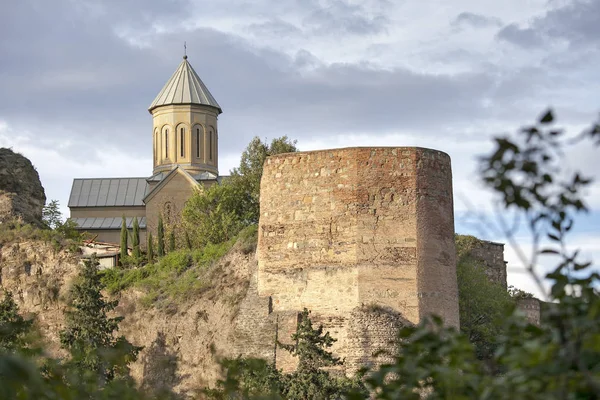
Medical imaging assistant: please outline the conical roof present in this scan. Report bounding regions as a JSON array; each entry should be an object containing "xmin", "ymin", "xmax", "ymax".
[{"xmin": 148, "ymin": 56, "xmax": 222, "ymax": 113}]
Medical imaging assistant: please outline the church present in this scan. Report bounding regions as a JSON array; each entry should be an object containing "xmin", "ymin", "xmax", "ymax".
[{"xmin": 68, "ymin": 55, "xmax": 223, "ymax": 244}]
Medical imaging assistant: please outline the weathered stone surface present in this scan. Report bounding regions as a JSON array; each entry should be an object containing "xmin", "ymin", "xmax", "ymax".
[
  {"xmin": 516, "ymin": 297, "xmax": 541, "ymax": 326},
  {"xmin": 0, "ymin": 148, "xmax": 46, "ymax": 225},
  {"xmin": 466, "ymin": 239, "xmax": 507, "ymax": 288},
  {"xmin": 257, "ymin": 147, "xmax": 459, "ymax": 373}
]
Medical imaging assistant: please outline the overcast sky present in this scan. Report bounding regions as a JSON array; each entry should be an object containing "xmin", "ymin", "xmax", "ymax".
[{"xmin": 1, "ymin": 0, "xmax": 599, "ymax": 298}]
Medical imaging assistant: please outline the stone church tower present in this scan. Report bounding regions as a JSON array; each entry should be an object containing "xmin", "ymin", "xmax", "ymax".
[
  {"xmin": 148, "ymin": 55, "xmax": 222, "ymax": 177},
  {"xmin": 68, "ymin": 55, "xmax": 223, "ymax": 246}
]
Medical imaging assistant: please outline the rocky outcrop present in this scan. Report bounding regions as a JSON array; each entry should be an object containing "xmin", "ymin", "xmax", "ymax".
[{"xmin": 0, "ymin": 148, "xmax": 46, "ymax": 226}]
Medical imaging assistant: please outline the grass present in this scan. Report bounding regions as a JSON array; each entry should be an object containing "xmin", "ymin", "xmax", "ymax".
[
  {"xmin": 100, "ymin": 225, "xmax": 258, "ymax": 310},
  {"xmin": 0, "ymin": 219, "xmax": 82, "ymax": 253}
]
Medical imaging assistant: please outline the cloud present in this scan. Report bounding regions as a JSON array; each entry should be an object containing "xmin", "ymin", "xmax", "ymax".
[
  {"xmin": 452, "ymin": 12, "xmax": 502, "ymax": 29},
  {"xmin": 301, "ymin": 0, "xmax": 390, "ymax": 35},
  {"xmin": 496, "ymin": 23, "xmax": 545, "ymax": 48},
  {"xmin": 496, "ymin": 0, "xmax": 600, "ymax": 49}
]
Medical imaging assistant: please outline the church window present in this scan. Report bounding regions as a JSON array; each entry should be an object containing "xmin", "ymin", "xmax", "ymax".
[
  {"xmin": 180, "ymin": 127, "xmax": 185, "ymax": 157},
  {"xmin": 209, "ymin": 130, "xmax": 213, "ymax": 160},
  {"xmin": 196, "ymin": 128, "xmax": 201, "ymax": 158},
  {"xmin": 164, "ymin": 129, "xmax": 169, "ymax": 158}
]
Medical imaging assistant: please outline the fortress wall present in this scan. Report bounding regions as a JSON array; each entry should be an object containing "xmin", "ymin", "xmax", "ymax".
[
  {"xmin": 468, "ymin": 241, "xmax": 507, "ymax": 288},
  {"xmin": 354, "ymin": 148, "xmax": 420, "ymax": 323},
  {"xmin": 257, "ymin": 147, "xmax": 459, "ymax": 372},
  {"xmin": 516, "ymin": 298, "xmax": 541, "ymax": 326},
  {"xmin": 415, "ymin": 149, "xmax": 460, "ymax": 327},
  {"xmin": 257, "ymin": 149, "xmax": 360, "ymax": 314}
]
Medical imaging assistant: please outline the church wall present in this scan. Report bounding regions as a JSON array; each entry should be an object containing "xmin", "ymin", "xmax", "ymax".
[
  {"xmin": 145, "ymin": 171, "xmax": 200, "ymax": 242},
  {"xmin": 256, "ymin": 147, "xmax": 459, "ymax": 373}
]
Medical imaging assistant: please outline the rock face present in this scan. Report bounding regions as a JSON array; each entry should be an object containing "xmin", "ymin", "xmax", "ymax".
[
  {"xmin": 0, "ymin": 148, "xmax": 46, "ymax": 225},
  {"xmin": 0, "ymin": 236, "xmax": 256, "ymax": 396}
]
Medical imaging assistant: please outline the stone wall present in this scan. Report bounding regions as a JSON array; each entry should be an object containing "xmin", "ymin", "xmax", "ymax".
[
  {"xmin": 516, "ymin": 298, "xmax": 541, "ymax": 326},
  {"xmin": 256, "ymin": 147, "xmax": 459, "ymax": 373},
  {"xmin": 468, "ymin": 240, "xmax": 507, "ymax": 288},
  {"xmin": 145, "ymin": 169, "xmax": 198, "ymax": 240}
]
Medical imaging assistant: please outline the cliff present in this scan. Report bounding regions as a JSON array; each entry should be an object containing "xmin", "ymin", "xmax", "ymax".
[
  {"xmin": 0, "ymin": 233, "xmax": 257, "ymax": 396},
  {"xmin": 0, "ymin": 148, "xmax": 46, "ymax": 226}
]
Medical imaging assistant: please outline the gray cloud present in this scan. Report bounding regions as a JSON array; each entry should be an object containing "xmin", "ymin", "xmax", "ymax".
[
  {"xmin": 496, "ymin": 0, "xmax": 600, "ymax": 49},
  {"xmin": 246, "ymin": 19, "xmax": 303, "ymax": 39},
  {"xmin": 301, "ymin": 0, "xmax": 390, "ymax": 35},
  {"xmin": 1, "ymin": 0, "xmax": 598, "ymax": 175},
  {"xmin": 452, "ymin": 12, "xmax": 502, "ymax": 29},
  {"xmin": 496, "ymin": 23, "xmax": 545, "ymax": 48}
]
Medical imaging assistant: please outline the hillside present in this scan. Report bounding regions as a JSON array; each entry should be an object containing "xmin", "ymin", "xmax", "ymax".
[{"xmin": 0, "ymin": 228, "xmax": 263, "ymax": 396}]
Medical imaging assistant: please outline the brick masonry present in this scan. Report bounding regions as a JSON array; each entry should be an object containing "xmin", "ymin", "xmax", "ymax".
[{"xmin": 255, "ymin": 147, "xmax": 460, "ymax": 373}]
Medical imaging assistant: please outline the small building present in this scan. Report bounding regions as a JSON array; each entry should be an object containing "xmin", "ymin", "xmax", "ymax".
[{"xmin": 68, "ymin": 55, "xmax": 223, "ymax": 244}]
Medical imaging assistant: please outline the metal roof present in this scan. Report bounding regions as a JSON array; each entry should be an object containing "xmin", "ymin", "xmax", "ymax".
[
  {"xmin": 70, "ymin": 216, "xmax": 147, "ymax": 230},
  {"xmin": 68, "ymin": 178, "xmax": 149, "ymax": 207},
  {"xmin": 148, "ymin": 56, "xmax": 222, "ymax": 113}
]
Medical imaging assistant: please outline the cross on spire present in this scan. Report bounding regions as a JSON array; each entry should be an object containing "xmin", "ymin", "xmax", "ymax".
[{"xmin": 183, "ymin": 42, "xmax": 187, "ymax": 59}]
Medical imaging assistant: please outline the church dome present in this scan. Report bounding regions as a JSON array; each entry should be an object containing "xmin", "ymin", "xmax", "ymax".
[{"xmin": 148, "ymin": 56, "xmax": 222, "ymax": 114}]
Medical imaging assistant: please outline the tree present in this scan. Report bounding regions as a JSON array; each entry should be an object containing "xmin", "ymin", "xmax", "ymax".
[
  {"xmin": 183, "ymin": 136, "xmax": 297, "ymax": 247},
  {"xmin": 455, "ymin": 235, "xmax": 514, "ymax": 361},
  {"xmin": 59, "ymin": 255, "xmax": 141, "ymax": 385},
  {"xmin": 0, "ymin": 290, "xmax": 32, "ymax": 353},
  {"xmin": 208, "ymin": 308, "xmax": 365, "ymax": 399},
  {"xmin": 132, "ymin": 217, "xmax": 140, "ymax": 260},
  {"xmin": 230, "ymin": 136, "xmax": 298, "ymax": 225},
  {"xmin": 147, "ymin": 232, "xmax": 154, "ymax": 263},
  {"xmin": 157, "ymin": 215, "xmax": 165, "ymax": 257},
  {"xmin": 169, "ymin": 230, "xmax": 176, "ymax": 252},
  {"xmin": 42, "ymin": 200, "xmax": 62, "ymax": 229},
  {"xmin": 278, "ymin": 309, "xmax": 366, "ymax": 400},
  {"xmin": 120, "ymin": 216, "xmax": 128, "ymax": 264}
]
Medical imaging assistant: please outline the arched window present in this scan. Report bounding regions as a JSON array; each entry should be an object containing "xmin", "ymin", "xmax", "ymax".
[
  {"xmin": 180, "ymin": 127, "xmax": 185, "ymax": 157},
  {"xmin": 195, "ymin": 126, "xmax": 202, "ymax": 158},
  {"xmin": 209, "ymin": 129, "xmax": 213, "ymax": 160},
  {"xmin": 164, "ymin": 129, "xmax": 169, "ymax": 158},
  {"xmin": 154, "ymin": 128, "xmax": 159, "ymax": 163}
]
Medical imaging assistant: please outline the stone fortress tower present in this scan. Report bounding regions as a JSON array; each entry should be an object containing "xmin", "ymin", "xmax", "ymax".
[{"xmin": 235, "ymin": 147, "xmax": 461, "ymax": 374}]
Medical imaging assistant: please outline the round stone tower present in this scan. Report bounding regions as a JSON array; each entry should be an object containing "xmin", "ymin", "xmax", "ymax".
[{"xmin": 148, "ymin": 55, "xmax": 222, "ymax": 176}]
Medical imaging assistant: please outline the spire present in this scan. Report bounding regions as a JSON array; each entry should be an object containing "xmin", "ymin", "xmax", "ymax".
[{"xmin": 148, "ymin": 56, "xmax": 222, "ymax": 114}]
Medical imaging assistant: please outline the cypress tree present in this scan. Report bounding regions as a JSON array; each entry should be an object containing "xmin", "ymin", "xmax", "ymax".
[
  {"xmin": 132, "ymin": 217, "xmax": 140, "ymax": 259},
  {"xmin": 157, "ymin": 215, "xmax": 165, "ymax": 257},
  {"xmin": 120, "ymin": 216, "xmax": 128, "ymax": 264},
  {"xmin": 147, "ymin": 232, "xmax": 154, "ymax": 263},
  {"xmin": 169, "ymin": 230, "xmax": 176, "ymax": 252}
]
